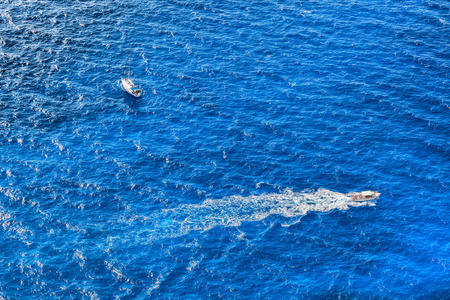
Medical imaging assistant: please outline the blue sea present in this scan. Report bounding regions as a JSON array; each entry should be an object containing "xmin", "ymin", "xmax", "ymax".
[{"xmin": 1, "ymin": 0, "xmax": 449, "ymax": 298}]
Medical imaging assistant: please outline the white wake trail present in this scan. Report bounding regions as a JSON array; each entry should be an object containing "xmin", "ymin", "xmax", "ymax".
[{"xmin": 143, "ymin": 189, "xmax": 374, "ymax": 239}]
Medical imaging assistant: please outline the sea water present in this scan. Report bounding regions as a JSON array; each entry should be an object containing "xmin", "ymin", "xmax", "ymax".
[{"xmin": 0, "ymin": 0, "xmax": 449, "ymax": 298}]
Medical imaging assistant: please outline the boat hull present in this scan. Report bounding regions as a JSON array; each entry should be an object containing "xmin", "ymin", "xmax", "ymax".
[
  {"xmin": 121, "ymin": 77, "xmax": 142, "ymax": 97},
  {"xmin": 351, "ymin": 191, "xmax": 380, "ymax": 201}
]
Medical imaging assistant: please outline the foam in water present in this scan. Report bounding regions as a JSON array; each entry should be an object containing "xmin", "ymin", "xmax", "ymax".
[{"xmin": 144, "ymin": 189, "xmax": 375, "ymax": 239}]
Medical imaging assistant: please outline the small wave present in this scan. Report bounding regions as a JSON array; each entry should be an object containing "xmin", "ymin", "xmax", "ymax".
[{"xmin": 144, "ymin": 188, "xmax": 373, "ymax": 239}]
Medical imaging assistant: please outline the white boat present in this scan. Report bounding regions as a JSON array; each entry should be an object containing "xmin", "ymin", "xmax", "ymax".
[
  {"xmin": 351, "ymin": 191, "xmax": 380, "ymax": 201},
  {"xmin": 121, "ymin": 77, "xmax": 142, "ymax": 97},
  {"xmin": 121, "ymin": 43, "xmax": 142, "ymax": 97}
]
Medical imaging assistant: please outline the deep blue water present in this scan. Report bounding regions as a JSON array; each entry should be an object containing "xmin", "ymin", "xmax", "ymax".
[{"xmin": 1, "ymin": 0, "xmax": 449, "ymax": 298}]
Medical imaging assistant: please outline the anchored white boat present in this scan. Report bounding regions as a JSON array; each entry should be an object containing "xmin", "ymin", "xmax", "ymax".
[
  {"xmin": 121, "ymin": 43, "xmax": 142, "ymax": 97},
  {"xmin": 351, "ymin": 191, "xmax": 380, "ymax": 201},
  {"xmin": 121, "ymin": 77, "xmax": 142, "ymax": 97}
]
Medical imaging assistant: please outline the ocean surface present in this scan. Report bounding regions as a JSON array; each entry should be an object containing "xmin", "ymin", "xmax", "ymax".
[{"xmin": 1, "ymin": 0, "xmax": 449, "ymax": 298}]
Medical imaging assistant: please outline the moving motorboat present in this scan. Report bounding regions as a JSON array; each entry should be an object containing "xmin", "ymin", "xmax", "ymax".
[
  {"xmin": 351, "ymin": 191, "xmax": 380, "ymax": 201},
  {"xmin": 121, "ymin": 43, "xmax": 142, "ymax": 97}
]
